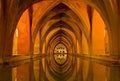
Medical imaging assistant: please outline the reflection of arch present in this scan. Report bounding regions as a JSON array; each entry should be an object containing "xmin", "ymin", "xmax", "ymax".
[
  {"xmin": 8, "ymin": 0, "xmax": 116, "ymax": 81},
  {"xmin": 54, "ymin": 43, "xmax": 68, "ymax": 65}
]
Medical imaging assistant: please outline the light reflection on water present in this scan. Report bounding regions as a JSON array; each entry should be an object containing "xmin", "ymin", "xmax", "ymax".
[{"xmin": 0, "ymin": 55, "xmax": 120, "ymax": 81}]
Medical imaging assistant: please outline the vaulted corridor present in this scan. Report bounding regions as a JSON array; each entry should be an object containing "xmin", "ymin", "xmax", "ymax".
[{"xmin": 0, "ymin": 0, "xmax": 120, "ymax": 81}]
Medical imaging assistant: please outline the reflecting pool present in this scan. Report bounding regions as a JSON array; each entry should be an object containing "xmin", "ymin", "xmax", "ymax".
[{"xmin": 0, "ymin": 55, "xmax": 120, "ymax": 81}]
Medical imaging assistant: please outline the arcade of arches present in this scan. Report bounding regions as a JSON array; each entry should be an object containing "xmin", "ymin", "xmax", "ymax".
[{"xmin": 0, "ymin": 0, "xmax": 120, "ymax": 81}]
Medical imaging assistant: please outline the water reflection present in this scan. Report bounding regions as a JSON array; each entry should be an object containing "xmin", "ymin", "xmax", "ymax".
[
  {"xmin": 0, "ymin": 55, "xmax": 120, "ymax": 81},
  {"xmin": 54, "ymin": 43, "xmax": 68, "ymax": 65},
  {"xmin": 54, "ymin": 53, "xmax": 67, "ymax": 65}
]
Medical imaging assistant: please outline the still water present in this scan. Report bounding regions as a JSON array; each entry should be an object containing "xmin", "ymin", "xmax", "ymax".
[{"xmin": 0, "ymin": 55, "xmax": 120, "ymax": 81}]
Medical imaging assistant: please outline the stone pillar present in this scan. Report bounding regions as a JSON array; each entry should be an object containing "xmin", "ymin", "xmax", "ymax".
[
  {"xmin": 0, "ymin": 0, "xmax": 14, "ymax": 63},
  {"xmin": 110, "ymin": 26, "xmax": 120, "ymax": 58},
  {"xmin": 0, "ymin": 0, "xmax": 4, "ymax": 63}
]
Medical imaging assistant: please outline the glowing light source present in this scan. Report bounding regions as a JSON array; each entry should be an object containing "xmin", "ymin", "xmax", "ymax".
[
  {"xmin": 16, "ymin": 28, "xmax": 18, "ymax": 37},
  {"xmin": 54, "ymin": 43, "xmax": 67, "ymax": 65}
]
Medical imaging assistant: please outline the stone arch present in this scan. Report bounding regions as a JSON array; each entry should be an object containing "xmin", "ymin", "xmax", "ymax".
[{"xmin": 32, "ymin": 2, "xmax": 89, "ymax": 54}]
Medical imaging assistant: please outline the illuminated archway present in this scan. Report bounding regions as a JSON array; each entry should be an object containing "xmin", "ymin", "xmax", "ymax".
[{"xmin": 54, "ymin": 43, "xmax": 67, "ymax": 65}]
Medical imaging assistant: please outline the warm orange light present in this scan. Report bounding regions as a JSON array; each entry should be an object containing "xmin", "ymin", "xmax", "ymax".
[{"xmin": 15, "ymin": 28, "xmax": 18, "ymax": 37}]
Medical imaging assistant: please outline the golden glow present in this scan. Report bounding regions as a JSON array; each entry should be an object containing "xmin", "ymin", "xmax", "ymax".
[
  {"xmin": 54, "ymin": 43, "xmax": 67, "ymax": 64},
  {"xmin": 92, "ymin": 10, "xmax": 106, "ymax": 54},
  {"xmin": 16, "ymin": 28, "xmax": 18, "ymax": 37},
  {"xmin": 34, "ymin": 32, "xmax": 40, "ymax": 54},
  {"xmin": 1, "ymin": 0, "xmax": 120, "ymax": 81},
  {"xmin": 17, "ymin": 9, "xmax": 30, "ymax": 54},
  {"xmin": 13, "ymin": 28, "xmax": 18, "ymax": 55}
]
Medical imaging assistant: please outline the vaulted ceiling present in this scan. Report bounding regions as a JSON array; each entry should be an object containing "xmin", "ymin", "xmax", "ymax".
[
  {"xmin": 29, "ymin": 1, "xmax": 91, "ymax": 54},
  {"xmin": 1, "ymin": 0, "xmax": 120, "ymax": 80}
]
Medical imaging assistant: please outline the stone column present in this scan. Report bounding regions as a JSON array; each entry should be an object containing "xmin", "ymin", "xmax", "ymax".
[
  {"xmin": 0, "ymin": 0, "xmax": 14, "ymax": 63},
  {"xmin": 0, "ymin": 0, "xmax": 5, "ymax": 63},
  {"xmin": 110, "ymin": 25, "xmax": 120, "ymax": 58}
]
